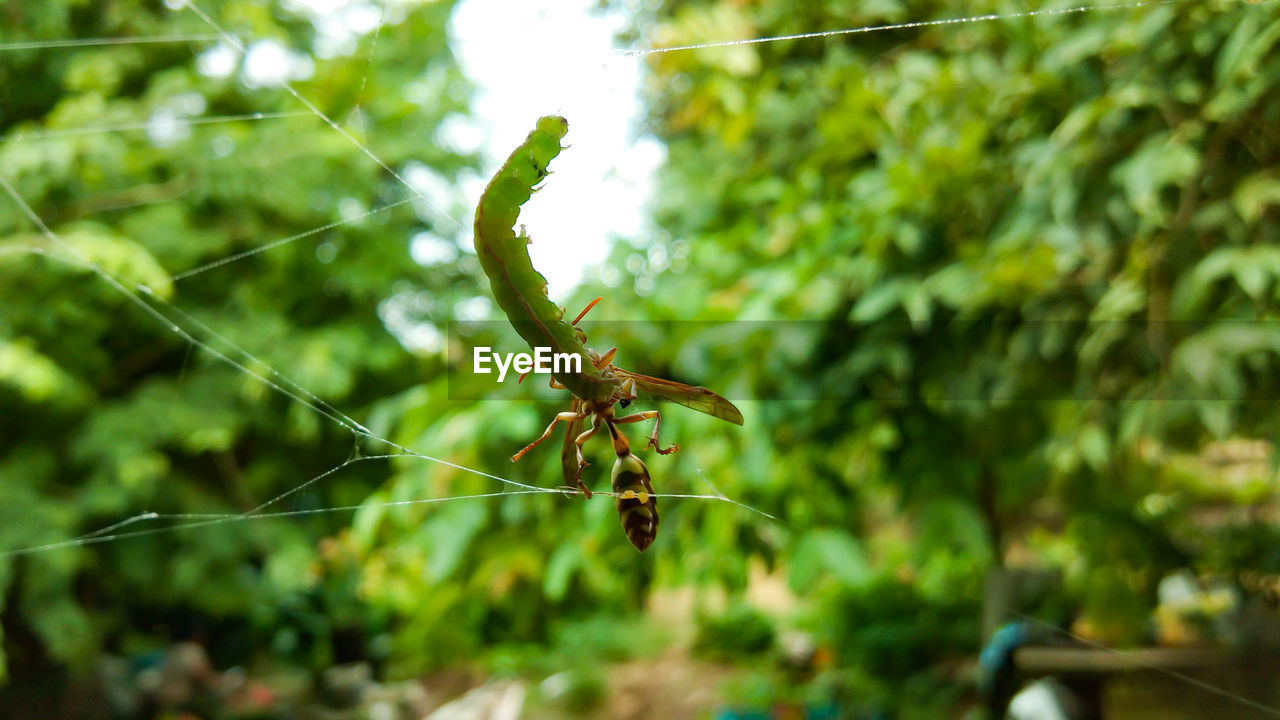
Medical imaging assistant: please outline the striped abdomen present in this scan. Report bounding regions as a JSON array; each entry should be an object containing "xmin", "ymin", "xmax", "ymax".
[{"xmin": 611, "ymin": 452, "xmax": 658, "ymax": 552}]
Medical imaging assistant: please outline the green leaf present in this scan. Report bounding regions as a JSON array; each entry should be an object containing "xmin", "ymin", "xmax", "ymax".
[
  {"xmin": 425, "ymin": 503, "xmax": 488, "ymax": 583},
  {"xmin": 1113, "ymin": 134, "xmax": 1200, "ymax": 224},
  {"xmin": 1233, "ymin": 172, "xmax": 1280, "ymax": 224},
  {"xmin": 1078, "ymin": 424, "xmax": 1111, "ymax": 473},
  {"xmin": 850, "ymin": 278, "xmax": 914, "ymax": 323},
  {"xmin": 0, "ymin": 339, "xmax": 88, "ymax": 405},
  {"xmin": 543, "ymin": 543, "xmax": 581, "ymax": 602},
  {"xmin": 61, "ymin": 223, "xmax": 174, "ymax": 299},
  {"xmin": 791, "ymin": 529, "xmax": 871, "ymax": 590}
]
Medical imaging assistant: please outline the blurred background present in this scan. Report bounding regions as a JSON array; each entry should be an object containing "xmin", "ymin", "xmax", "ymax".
[{"xmin": 2, "ymin": 0, "xmax": 1280, "ymax": 718}]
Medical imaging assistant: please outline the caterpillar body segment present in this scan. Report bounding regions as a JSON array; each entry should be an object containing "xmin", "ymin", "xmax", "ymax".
[{"xmin": 472, "ymin": 115, "xmax": 620, "ymax": 403}]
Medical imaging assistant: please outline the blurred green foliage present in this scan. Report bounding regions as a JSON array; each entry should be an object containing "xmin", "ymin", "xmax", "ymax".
[
  {"xmin": 614, "ymin": 0, "xmax": 1280, "ymax": 700},
  {"xmin": 2, "ymin": 0, "xmax": 1280, "ymax": 716},
  {"xmin": 1, "ymin": 0, "xmax": 476, "ymax": 688},
  {"xmin": 694, "ymin": 604, "xmax": 776, "ymax": 661}
]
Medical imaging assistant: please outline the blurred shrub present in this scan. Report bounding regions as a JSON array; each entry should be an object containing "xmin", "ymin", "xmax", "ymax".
[
  {"xmin": 813, "ymin": 579, "xmax": 976, "ymax": 681},
  {"xmin": 694, "ymin": 604, "xmax": 776, "ymax": 661}
]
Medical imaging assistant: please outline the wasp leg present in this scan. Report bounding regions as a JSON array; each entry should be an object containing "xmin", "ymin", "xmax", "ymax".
[
  {"xmin": 572, "ymin": 297, "xmax": 603, "ymax": 326},
  {"xmin": 613, "ymin": 410, "xmax": 678, "ymax": 455},
  {"xmin": 512, "ymin": 410, "xmax": 590, "ymax": 462},
  {"xmin": 566, "ymin": 415, "xmax": 603, "ymax": 497}
]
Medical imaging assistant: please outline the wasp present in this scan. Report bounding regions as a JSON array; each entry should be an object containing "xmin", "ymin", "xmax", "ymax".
[{"xmin": 510, "ymin": 297, "xmax": 743, "ymax": 551}]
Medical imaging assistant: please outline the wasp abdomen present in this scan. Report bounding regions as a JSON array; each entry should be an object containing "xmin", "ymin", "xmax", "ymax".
[{"xmin": 611, "ymin": 452, "xmax": 658, "ymax": 552}]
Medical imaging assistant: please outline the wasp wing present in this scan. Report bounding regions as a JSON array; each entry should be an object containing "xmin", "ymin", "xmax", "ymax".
[{"xmin": 613, "ymin": 368, "xmax": 744, "ymax": 426}]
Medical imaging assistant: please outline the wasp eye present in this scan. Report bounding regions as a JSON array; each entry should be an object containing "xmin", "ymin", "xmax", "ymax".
[{"xmin": 619, "ymin": 398, "xmax": 631, "ymax": 408}]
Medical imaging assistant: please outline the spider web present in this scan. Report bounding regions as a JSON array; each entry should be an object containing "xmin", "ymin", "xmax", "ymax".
[
  {"xmin": 0, "ymin": 0, "xmax": 776, "ymax": 560},
  {"xmin": 4, "ymin": 0, "xmax": 1279, "ymax": 715}
]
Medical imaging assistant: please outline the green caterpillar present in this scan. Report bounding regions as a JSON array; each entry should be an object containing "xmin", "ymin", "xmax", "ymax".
[{"xmin": 472, "ymin": 116, "xmax": 620, "ymax": 403}]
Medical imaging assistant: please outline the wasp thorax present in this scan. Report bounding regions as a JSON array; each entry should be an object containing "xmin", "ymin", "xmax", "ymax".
[{"xmin": 611, "ymin": 452, "xmax": 658, "ymax": 552}]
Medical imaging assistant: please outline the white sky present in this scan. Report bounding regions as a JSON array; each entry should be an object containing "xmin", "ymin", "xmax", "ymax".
[{"xmin": 213, "ymin": 0, "xmax": 657, "ymax": 349}]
